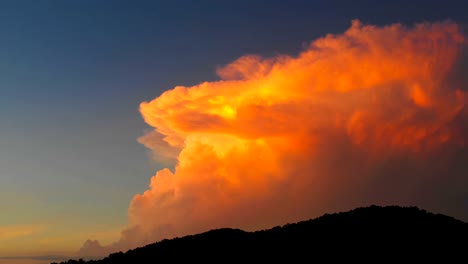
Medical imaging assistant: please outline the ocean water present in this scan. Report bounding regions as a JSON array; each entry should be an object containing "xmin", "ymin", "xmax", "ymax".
[{"xmin": 0, "ymin": 258, "xmax": 63, "ymax": 264}]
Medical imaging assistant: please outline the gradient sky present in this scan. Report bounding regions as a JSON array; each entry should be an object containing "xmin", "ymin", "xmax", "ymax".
[{"xmin": 1, "ymin": 0, "xmax": 467, "ymax": 261}]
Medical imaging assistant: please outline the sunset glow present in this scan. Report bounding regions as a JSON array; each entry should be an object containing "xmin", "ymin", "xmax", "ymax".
[{"xmin": 2, "ymin": 2, "xmax": 468, "ymax": 261}]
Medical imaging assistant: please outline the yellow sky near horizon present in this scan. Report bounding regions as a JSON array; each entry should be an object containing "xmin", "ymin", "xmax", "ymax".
[{"xmin": 0, "ymin": 223, "xmax": 121, "ymax": 257}]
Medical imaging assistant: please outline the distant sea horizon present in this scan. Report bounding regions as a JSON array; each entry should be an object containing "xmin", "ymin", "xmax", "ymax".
[{"xmin": 0, "ymin": 256, "xmax": 70, "ymax": 264}]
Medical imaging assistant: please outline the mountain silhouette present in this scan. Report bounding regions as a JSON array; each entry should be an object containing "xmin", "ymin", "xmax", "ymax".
[{"xmin": 54, "ymin": 205, "xmax": 467, "ymax": 263}]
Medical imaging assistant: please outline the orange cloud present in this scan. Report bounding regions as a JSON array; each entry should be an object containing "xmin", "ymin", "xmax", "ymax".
[{"xmin": 80, "ymin": 20, "xmax": 468, "ymax": 256}]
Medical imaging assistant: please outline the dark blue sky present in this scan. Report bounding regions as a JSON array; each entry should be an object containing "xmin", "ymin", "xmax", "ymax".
[{"xmin": 0, "ymin": 0, "xmax": 467, "ymax": 257}]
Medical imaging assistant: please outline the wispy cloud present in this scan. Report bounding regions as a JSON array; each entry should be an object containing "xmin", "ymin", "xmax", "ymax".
[{"xmin": 0, "ymin": 225, "xmax": 46, "ymax": 241}]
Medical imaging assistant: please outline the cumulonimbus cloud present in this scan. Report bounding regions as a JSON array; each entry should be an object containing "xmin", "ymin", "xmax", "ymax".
[{"xmin": 80, "ymin": 20, "xmax": 468, "ymax": 256}]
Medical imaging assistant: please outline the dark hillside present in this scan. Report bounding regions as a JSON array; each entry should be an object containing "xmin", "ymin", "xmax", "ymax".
[{"xmin": 56, "ymin": 205, "xmax": 467, "ymax": 263}]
